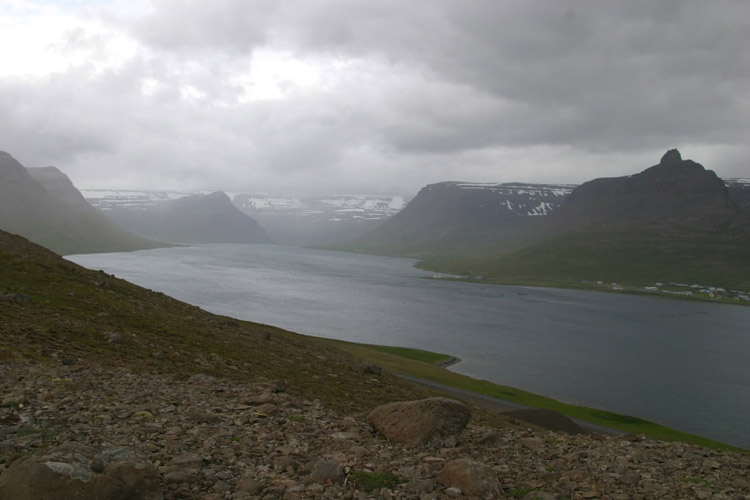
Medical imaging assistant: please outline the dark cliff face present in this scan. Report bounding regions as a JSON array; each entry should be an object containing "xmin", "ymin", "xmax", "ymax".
[{"xmin": 552, "ymin": 149, "xmax": 740, "ymax": 229}]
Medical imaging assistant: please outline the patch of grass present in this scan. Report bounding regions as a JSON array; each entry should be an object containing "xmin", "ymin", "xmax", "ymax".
[
  {"xmin": 419, "ymin": 226, "xmax": 750, "ymax": 298},
  {"xmin": 346, "ymin": 343, "xmax": 453, "ymax": 365},
  {"xmin": 347, "ymin": 469, "xmax": 405, "ymax": 492},
  {"xmin": 507, "ymin": 486, "xmax": 534, "ymax": 498},
  {"xmin": 1, "ymin": 400, "xmax": 28, "ymax": 408},
  {"xmin": 589, "ymin": 410, "xmax": 648, "ymax": 425},
  {"xmin": 682, "ymin": 477, "xmax": 717, "ymax": 489},
  {"xmin": 0, "ymin": 230, "xmax": 436, "ymax": 416}
]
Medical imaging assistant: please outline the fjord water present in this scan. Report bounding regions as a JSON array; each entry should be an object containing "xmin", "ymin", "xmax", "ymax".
[{"xmin": 68, "ymin": 244, "xmax": 750, "ymax": 448}]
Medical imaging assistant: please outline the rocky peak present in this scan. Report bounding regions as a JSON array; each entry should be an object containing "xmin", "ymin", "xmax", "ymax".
[
  {"xmin": 554, "ymin": 151, "xmax": 739, "ymax": 227},
  {"xmin": 660, "ymin": 148, "xmax": 682, "ymax": 165}
]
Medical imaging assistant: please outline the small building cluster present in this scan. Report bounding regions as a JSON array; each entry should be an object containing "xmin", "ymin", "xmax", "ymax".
[{"xmin": 583, "ymin": 280, "xmax": 750, "ymax": 302}]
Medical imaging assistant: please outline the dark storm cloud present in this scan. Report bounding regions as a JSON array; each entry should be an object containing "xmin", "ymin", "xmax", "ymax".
[
  {"xmin": 2, "ymin": 0, "xmax": 748, "ymax": 195},
  {"xmin": 125, "ymin": 0, "xmax": 750, "ymax": 182}
]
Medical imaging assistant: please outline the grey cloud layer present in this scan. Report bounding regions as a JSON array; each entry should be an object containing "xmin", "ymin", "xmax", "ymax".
[{"xmin": 2, "ymin": 0, "xmax": 748, "ymax": 195}]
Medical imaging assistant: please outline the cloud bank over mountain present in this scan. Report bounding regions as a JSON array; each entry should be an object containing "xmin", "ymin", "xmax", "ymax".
[{"xmin": 1, "ymin": 0, "xmax": 748, "ymax": 196}]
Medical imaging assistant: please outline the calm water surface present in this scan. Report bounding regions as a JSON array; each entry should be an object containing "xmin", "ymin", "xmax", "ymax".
[{"xmin": 68, "ymin": 244, "xmax": 750, "ymax": 448}]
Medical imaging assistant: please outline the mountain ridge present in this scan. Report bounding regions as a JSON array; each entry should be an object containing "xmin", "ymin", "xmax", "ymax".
[
  {"xmin": 101, "ymin": 191, "xmax": 270, "ymax": 244},
  {"xmin": 350, "ymin": 181, "xmax": 575, "ymax": 257},
  {"xmin": 431, "ymin": 150, "xmax": 750, "ymax": 291},
  {"xmin": 0, "ymin": 151, "xmax": 164, "ymax": 255}
]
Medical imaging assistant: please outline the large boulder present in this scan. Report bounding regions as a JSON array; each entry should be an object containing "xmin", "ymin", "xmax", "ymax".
[
  {"xmin": 437, "ymin": 458, "xmax": 504, "ymax": 499},
  {"xmin": 0, "ymin": 442, "xmax": 162, "ymax": 500},
  {"xmin": 367, "ymin": 397, "xmax": 470, "ymax": 447}
]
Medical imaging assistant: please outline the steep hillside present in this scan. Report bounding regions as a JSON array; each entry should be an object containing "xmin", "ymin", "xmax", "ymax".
[
  {"xmin": 0, "ymin": 228, "xmax": 423, "ymax": 411},
  {"xmin": 444, "ymin": 150, "xmax": 750, "ymax": 290},
  {"xmin": 27, "ymin": 166, "xmax": 92, "ymax": 207},
  {"xmin": 352, "ymin": 182, "xmax": 574, "ymax": 257},
  {"xmin": 103, "ymin": 191, "xmax": 269, "ymax": 244},
  {"xmin": 0, "ymin": 152, "xmax": 164, "ymax": 255}
]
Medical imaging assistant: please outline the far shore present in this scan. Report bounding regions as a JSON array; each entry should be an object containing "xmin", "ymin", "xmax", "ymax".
[{"xmin": 420, "ymin": 273, "xmax": 750, "ymax": 307}]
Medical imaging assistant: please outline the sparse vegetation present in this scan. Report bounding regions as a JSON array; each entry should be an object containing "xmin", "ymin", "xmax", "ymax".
[{"xmin": 347, "ymin": 469, "xmax": 405, "ymax": 492}]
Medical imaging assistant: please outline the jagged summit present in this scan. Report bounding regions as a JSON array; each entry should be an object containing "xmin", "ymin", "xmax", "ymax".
[
  {"xmin": 660, "ymin": 148, "xmax": 682, "ymax": 165},
  {"xmin": 554, "ymin": 150, "xmax": 737, "ymax": 226}
]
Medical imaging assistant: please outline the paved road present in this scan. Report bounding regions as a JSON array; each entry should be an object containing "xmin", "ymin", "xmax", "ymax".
[{"xmin": 397, "ymin": 373, "xmax": 624, "ymax": 437}]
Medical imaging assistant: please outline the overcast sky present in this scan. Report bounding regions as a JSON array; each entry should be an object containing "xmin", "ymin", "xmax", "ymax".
[{"xmin": 1, "ymin": 0, "xmax": 748, "ymax": 196}]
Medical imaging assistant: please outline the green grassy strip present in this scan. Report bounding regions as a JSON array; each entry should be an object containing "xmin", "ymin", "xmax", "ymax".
[
  {"xmin": 315, "ymin": 338, "xmax": 746, "ymax": 452},
  {"xmin": 419, "ymin": 274, "xmax": 750, "ymax": 307}
]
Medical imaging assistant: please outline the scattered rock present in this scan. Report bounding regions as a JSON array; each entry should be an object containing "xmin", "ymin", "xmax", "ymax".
[
  {"xmin": 367, "ymin": 397, "xmax": 471, "ymax": 447},
  {"xmin": 271, "ymin": 379, "xmax": 287, "ymax": 393},
  {"xmin": 0, "ymin": 292, "xmax": 30, "ymax": 303},
  {"xmin": 103, "ymin": 331, "xmax": 124, "ymax": 344},
  {"xmin": 353, "ymin": 362, "xmax": 382, "ymax": 375},
  {"xmin": 0, "ymin": 364, "xmax": 747, "ymax": 500},
  {"xmin": 236, "ymin": 476, "xmax": 264, "ymax": 494},
  {"xmin": 522, "ymin": 492, "xmax": 560, "ymax": 500},
  {"xmin": 308, "ymin": 459, "xmax": 343, "ymax": 483},
  {"xmin": 438, "ymin": 458, "xmax": 503, "ymax": 499},
  {"xmin": 505, "ymin": 409, "xmax": 584, "ymax": 435},
  {"xmin": 0, "ymin": 442, "xmax": 161, "ymax": 500}
]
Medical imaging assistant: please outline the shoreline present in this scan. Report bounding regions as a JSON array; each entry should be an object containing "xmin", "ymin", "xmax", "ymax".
[
  {"xmin": 420, "ymin": 274, "xmax": 750, "ymax": 308},
  {"xmin": 436, "ymin": 355, "xmax": 462, "ymax": 368},
  {"xmin": 318, "ymin": 337, "xmax": 747, "ymax": 452},
  {"xmin": 396, "ymin": 373, "xmax": 624, "ymax": 437}
]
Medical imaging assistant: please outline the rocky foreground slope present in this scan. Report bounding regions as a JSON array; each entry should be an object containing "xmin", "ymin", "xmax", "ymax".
[{"xmin": 2, "ymin": 362, "xmax": 749, "ymax": 499}]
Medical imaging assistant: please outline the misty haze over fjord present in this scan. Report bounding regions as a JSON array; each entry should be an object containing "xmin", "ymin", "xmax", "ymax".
[{"xmin": 1, "ymin": 1, "xmax": 749, "ymax": 198}]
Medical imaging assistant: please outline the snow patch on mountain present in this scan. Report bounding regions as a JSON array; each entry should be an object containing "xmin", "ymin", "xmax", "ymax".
[
  {"xmin": 82, "ymin": 189, "xmax": 209, "ymax": 210},
  {"xmin": 233, "ymin": 194, "xmax": 410, "ymax": 222},
  {"xmin": 437, "ymin": 182, "xmax": 576, "ymax": 216}
]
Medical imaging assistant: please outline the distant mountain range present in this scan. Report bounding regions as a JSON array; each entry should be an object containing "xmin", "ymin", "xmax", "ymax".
[
  {"xmin": 232, "ymin": 194, "xmax": 409, "ymax": 245},
  {"xmin": 93, "ymin": 191, "xmax": 269, "ymax": 244},
  {"xmin": 84, "ymin": 190, "xmax": 410, "ymax": 245},
  {"xmin": 0, "ymin": 151, "xmax": 163, "ymax": 255},
  {"xmin": 5, "ymin": 146, "xmax": 747, "ymax": 290}
]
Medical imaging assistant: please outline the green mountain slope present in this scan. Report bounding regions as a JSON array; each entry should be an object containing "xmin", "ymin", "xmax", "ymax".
[
  {"xmin": 350, "ymin": 182, "xmax": 573, "ymax": 258},
  {"xmin": 430, "ymin": 150, "xmax": 750, "ymax": 291},
  {"xmin": 0, "ymin": 229, "xmax": 427, "ymax": 413},
  {"xmin": 0, "ymin": 152, "xmax": 165, "ymax": 255}
]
